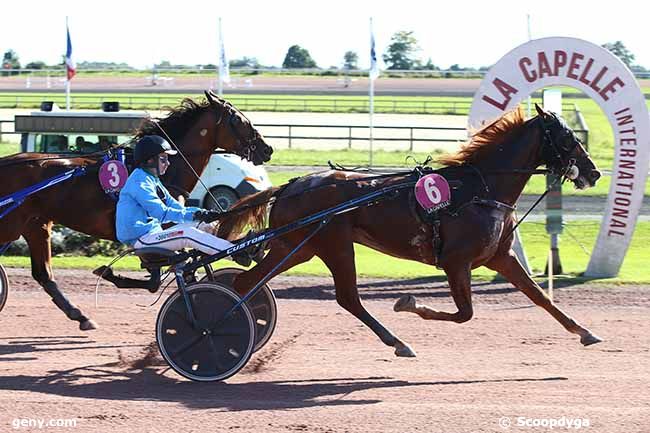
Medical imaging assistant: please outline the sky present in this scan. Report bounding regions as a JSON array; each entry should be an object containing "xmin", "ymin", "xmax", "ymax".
[{"xmin": 1, "ymin": 0, "xmax": 648, "ymax": 70}]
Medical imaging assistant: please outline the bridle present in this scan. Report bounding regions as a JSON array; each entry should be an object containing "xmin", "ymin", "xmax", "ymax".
[
  {"xmin": 228, "ymin": 113, "xmax": 262, "ymax": 161},
  {"xmin": 539, "ymin": 113, "xmax": 581, "ymax": 181},
  {"xmin": 216, "ymin": 102, "xmax": 265, "ymax": 163},
  {"xmin": 501, "ymin": 113, "xmax": 586, "ymax": 239},
  {"xmin": 151, "ymin": 98, "xmax": 270, "ymax": 211},
  {"xmin": 466, "ymin": 113, "xmax": 584, "ymax": 189}
]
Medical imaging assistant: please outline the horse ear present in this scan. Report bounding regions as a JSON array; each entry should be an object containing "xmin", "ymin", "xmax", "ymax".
[
  {"xmin": 534, "ymin": 103, "xmax": 546, "ymax": 117},
  {"xmin": 204, "ymin": 90, "xmax": 216, "ymax": 105}
]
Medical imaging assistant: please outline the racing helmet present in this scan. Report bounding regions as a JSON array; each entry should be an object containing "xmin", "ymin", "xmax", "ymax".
[{"xmin": 133, "ymin": 135, "xmax": 177, "ymax": 166}]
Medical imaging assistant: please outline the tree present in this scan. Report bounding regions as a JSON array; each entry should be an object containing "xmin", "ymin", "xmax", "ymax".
[
  {"xmin": 602, "ymin": 41, "xmax": 635, "ymax": 68},
  {"xmin": 382, "ymin": 31, "xmax": 420, "ymax": 70},
  {"xmin": 419, "ymin": 58, "xmax": 438, "ymax": 71},
  {"xmin": 2, "ymin": 49, "xmax": 20, "ymax": 69},
  {"xmin": 77, "ymin": 61, "xmax": 133, "ymax": 69},
  {"xmin": 155, "ymin": 60, "xmax": 172, "ymax": 69},
  {"xmin": 25, "ymin": 61, "xmax": 46, "ymax": 70},
  {"xmin": 282, "ymin": 45, "xmax": 317, "ymax": 68},
  {"xmin": 229, "ymin": 56, "xmax": 260, "ymax": 68},
  {"xmin": 343, "ymin": 51, "xmax": 358, "ymax": 70}
]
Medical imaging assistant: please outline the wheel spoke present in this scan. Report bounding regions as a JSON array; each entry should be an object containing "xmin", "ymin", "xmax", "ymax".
[
  {"xmin": 170, "ymin": 334, "xmax": 205, "ymax": 357},
  {"xmin": 158, "ymin": 283, "xmax": 261, "ymax": 381},
  {"xmin": 206, "ymin": 335, "xmax": 228, "ymax": 371},
  {"xmin": 212, "ymin": 331, "xmax": 246, "ymax": 337}
]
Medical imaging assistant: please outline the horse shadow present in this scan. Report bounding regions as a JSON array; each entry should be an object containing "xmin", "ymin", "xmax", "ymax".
[
  {"xmin": 0, "ymin": 336, "xmax": 567, "ymax": 411},
  {"xmin": 270, "ymin": 272, "xmax": 589, "ymax": 302},
  {"xmin": 0, "ymin": 337, "xmax": 569, "ymax": 411},
  {"xmin": 271, "ymin": 275, "xmax": 519, "ymax": 301},
  {"xmin": 0, "ymin": 336, "xmax": 144, "ymax": 359}
]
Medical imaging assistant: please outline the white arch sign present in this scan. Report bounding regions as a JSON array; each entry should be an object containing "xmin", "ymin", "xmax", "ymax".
[{"xmin": 469, "ymin": 37, "xmax": 649, "ymax": 278}]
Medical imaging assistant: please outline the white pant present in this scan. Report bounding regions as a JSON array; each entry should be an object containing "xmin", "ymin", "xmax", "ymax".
[{"xmin": 133, "ymin": 223, "xmax": 234, "ymax": 255}]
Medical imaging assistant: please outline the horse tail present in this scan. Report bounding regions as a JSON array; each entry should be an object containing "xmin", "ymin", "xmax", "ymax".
[{"xmin": 217, "ymin": 187, "xmax": 281, "ymax": 240}]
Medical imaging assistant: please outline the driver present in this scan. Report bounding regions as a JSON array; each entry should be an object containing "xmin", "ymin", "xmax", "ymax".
[{"xmin": 116, "ymin": 135, "xmax": 253, "ymax": 266}]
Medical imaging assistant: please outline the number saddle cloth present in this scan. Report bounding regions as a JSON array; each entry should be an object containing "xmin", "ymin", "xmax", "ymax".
[
  {"xmin": 410, "ymin": 168, "xmax": 516, "ymax": 268},
  {"xmin": 411, "ymin": 171, "xmax": 454, "ymax": 268}
]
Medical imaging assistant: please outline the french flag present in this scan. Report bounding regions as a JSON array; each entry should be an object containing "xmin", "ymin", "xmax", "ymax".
[{"xmin": 65, "ymin": 22, "xmax": 76, "ymax": 80}]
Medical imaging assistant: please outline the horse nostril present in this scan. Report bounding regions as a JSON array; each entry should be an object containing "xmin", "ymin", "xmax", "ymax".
[{"xmin": 591, "ymin": 170, "xmax": 601, "ymax": 181}]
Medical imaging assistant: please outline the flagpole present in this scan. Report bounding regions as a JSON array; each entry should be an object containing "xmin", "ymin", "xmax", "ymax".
[
  {"xmin": 218, "ymin": 17, "xmax": 223, "ymax": 97},
  {"xmin": 369, "ymin": 74, "xmax": 374, "ymax": 167},
  {"xmin": 65, "ymin": 79, "xmax": 71, "ymax": 111},
  {"xmin": 526, "ymin": 14, "xmax": 532, "ymax": 117},
  {"xmin": 369, "ymin": 17, "xmax": 375, "ymax": 168},
  {"xmin": 65, "ymin": 16, "xmax": 71, "ymax": 110}
]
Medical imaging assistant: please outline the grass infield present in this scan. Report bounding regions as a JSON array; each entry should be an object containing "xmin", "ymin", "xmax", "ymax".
[{"xmin": 2, "ymin": 221, "xmax": 649, "ymax": 283}]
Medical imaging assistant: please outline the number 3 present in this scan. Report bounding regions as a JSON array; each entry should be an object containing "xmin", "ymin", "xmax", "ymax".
[{"xmin": 107, "ymin": 162, "xmax": 121, "ymax": 188}]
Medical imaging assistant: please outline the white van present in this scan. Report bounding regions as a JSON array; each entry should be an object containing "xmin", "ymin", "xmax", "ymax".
[{"xmin": 15, "ymin": 109, "xmax": 272, "ymax": 210}]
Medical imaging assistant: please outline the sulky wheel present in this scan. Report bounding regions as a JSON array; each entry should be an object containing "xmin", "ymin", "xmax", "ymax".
[
  {"xmin": 0, "ymin": 264, "xmax": 7, "ymax": 313},
  {"xmin": 201, "ymin": 267, "xmax": 277, "ymax": 353},
  {"xmin": 156, "ymin": 282, "xmax": 255, "ymax": 382}
]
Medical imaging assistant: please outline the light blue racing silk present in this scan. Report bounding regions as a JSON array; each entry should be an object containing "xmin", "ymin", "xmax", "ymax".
[{"xmin": 116, "ymin": 168, "xmax": 201, "ymax": 245}]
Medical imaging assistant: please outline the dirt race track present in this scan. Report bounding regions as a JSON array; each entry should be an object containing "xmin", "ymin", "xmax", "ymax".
[{"xmin": 0, "ymin": 268, "xmax": 649, "ymax": 433}]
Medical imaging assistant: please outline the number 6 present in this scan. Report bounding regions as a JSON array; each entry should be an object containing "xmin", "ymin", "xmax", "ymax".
[{"xmin": 424, "ymin": 177, "xmax": 441, "ymax": 204}]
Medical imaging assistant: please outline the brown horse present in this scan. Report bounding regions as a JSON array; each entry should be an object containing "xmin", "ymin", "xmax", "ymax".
[
  {"xmin": 0, "ymin": 91, "xmax": 272, "ymax": 330},
  {"xmin": 218, "ymin": 105, "xmax": 602, "ymax": 357}
]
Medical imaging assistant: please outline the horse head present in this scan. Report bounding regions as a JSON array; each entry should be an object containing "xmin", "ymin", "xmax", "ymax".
[
  {"xmin": 204, "ymin": 90, "xmax": 273, "ymax": 165},
  {"xmin": 535, "ymin": 104, "xmax": 601, "ymax": 190}
]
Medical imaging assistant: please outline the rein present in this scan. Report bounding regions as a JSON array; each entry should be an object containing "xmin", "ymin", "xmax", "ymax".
[
  {"xmin": 152, "ymin": 122, "xmax": 225, "ymax": 210},
  {"xmin": 213, "ymin": 167, "xmax": 422, "ymax": 221},
  {"xmin": 216, "ymin": 153, "xmax": 555, "ymax": 224},
  {"xmin": 149, "ymin": 97, "xmax": 266, "ymax": 211},
  {"xmin": 0, "ymin": 149, "xmax": 114, "ymax": 168},
  {"xmin": 500, "ymin": 115, "xmax": 580, "ymax": 241},
  {"xmin": 502, "ymin": 174, "xmax": 567, "ymax": 241}
]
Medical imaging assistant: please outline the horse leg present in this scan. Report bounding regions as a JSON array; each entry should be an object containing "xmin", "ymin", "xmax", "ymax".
[
  {"xmin": 317, "ymin": 230, "xmax": 416, "ymax": 358},
  {"xmin": 487, "ymin": 251, "xmax": 601, "ymax": 346},
  {"xmin": 22, "ymin": 220, "xmax": 97, "ymax": 331},
  {"xmin": 394, "ymin": 263, "xmax": 475, "ymax": 324}
]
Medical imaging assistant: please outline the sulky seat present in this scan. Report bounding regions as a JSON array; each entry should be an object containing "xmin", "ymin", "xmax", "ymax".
[{"xmin": 134, "ymin": 248, "xmax": 180, "ymax": 269}]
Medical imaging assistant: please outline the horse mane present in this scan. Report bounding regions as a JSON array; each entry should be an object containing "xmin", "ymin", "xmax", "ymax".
[
  {"xmin": 217, "ymin": 187, "xmax": 280, "ymax": 240},
  {"xmin": 134, "ymin": 97, "xmax": 213, "ymax": 141},
  {"xmin": 437, "ymin": 107, "xmax": 527, "ymax": 166}
]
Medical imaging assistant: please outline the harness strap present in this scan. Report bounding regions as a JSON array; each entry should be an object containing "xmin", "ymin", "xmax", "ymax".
[
  {"xmin": 473, "ymin": 198, "xmax": 516, "ymax": 212},
  {"xmin": 448, "ymin": 197, "xmax": 516, "ymax": 217},
  {"xmin": 482, "ymin": 168, "xmax": 549, "ymax": 175}
]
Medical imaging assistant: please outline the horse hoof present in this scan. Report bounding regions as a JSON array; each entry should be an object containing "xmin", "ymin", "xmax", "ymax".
[
  {"xmin": 581, "ymin": 333, "xmax": 602, "ymax": 346},
  {"xmin": 394, "ymin": 342, "xmax": 417, "ymax": 358},
  {"xmin": 394, "ymin": 295, "xmax": 416, "ymax": 312},
  {"xmin": 80, "ymin": 320, "xmax": 98, "ymax": 331}
]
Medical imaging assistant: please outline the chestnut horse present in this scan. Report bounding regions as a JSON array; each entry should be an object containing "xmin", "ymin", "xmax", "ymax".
[
  {"xmin": 218, "ymin": 105, "xmax": 602, "ymax": 357},
  {"xmin": 0, "ymin": 91, "xmax": 272, "ymax": 330}
]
